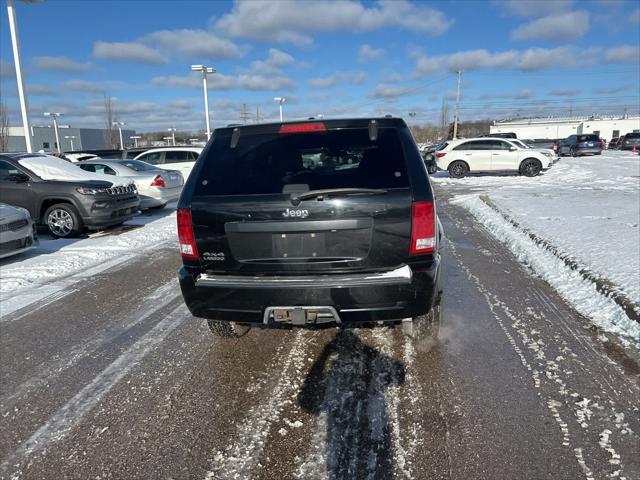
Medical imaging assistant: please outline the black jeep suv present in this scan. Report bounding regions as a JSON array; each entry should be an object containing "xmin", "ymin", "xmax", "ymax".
[
  {"xmin": 0, "ymin": 153, "xmax": 139, "ymax": 238},
  {"xmin": 178, "ymin": 118, "xmax": 443, "ymax": 337}
]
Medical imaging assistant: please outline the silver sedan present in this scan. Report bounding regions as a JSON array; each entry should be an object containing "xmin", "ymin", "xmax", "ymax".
[
  {"xmin": 77, "ymin": 159, "xmax": 183, "ymax": 209},
  {"xmin": 0, "ymin": 203, "xmax": 38, "ymax": 260}
]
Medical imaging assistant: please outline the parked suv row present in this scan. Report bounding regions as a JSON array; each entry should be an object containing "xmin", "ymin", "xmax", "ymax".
[
  {"xmin": 557, "ymin": 134, "xmax": 603, "ymax": 157},
  {"xmin": 0, "ymin": 153, "xmax": 140, "ymax": 238}
]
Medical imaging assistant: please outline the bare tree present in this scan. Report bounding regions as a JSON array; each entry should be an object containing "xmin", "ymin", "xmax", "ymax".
[
  {"xmin": 103, "ymin": 93, "xmax": 119, "ymax": 149},
  {"xmin": 0, "ymin": 94, "xmax": 9, "ymax": 152}
]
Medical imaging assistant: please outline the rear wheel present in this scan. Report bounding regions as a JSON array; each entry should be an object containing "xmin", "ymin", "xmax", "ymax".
[
  {"xmin": 44, "ymin": 203, "xmax": 84, "ymax": 238},
  {"xmin": 206, "ymin": 319, "xmax": 251, "ymax": 338},
  {"xmin": 571, "ymin": 147, "xmax": 578, "ymax": 157},
  {"xmin": 519, "ymin": 158, "xmax": 542, "ymax": 177},
  {"xmin": 448, "ymin": 161, "xmax": 468, "ymax": 179},
  {"xmin": 401, "ymin": 303, "xmax": 441, "ymax": 340}
]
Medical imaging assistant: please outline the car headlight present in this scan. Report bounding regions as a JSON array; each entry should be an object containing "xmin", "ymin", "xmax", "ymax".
[
  {"xmin": 76, "ymin": 186, "xmax": 109, "ymax": 195},
  {"xmin": 542, "ymin": 152, "xmax": 553, "ymax": 158}
]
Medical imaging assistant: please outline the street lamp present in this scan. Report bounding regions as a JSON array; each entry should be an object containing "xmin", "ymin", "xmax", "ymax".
[
  {"xmin": 167, "ymin": 127, "xmax": 176, "ymax": 146},
  {"xmin": 6, "ymin": 0, "xmax": 33, "ymax": 153},
  {"xmin": 43, "ymin": 112, "xmax": 62, "ymax": 152},
  {"xmin": 274, "ymin": 97, "xmax": 286, "ymax": 122},
  {"xmin": 191, "ymin": 64, "xmax": 215, "ymax": 139},
  {"xmin": 130, "ymin": 135, "xmax": 141, "ymax": 148},
  {"xmin": 112, "ymin": 121, "xmax": 125, "ymax": 149},
  {"xmin": 64, "ymin": 135, "xmax": 75, "ymax": 151}
]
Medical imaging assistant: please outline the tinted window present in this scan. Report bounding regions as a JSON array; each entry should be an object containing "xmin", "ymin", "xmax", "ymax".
[
  {"xmin": 625, "ymin": 133, "xmax": 640, "ymax": 139},
  {"xmin": 0, "ymin": 160, "xmax": 22, "ymax": 182},
  {"xmin": 195, "ymin": 128, "xmax": 409, "ymax": 196},
  {"xmin": 454, "ymin": 140, "xmax": 494, "ymax": 150},
  {"xmin": 577, "ymin": 135, "xmax": 599, "ymax": 141},
  {"xmin": 139, "ymin": 152, "xmax": 163, "ymax": 165},
  {"xmin": 120, "ymin": 160, "xmax": 157, "ymax": 172},
  {"xmin": 79, "ymin": 164, "xmax": 116, "ymax": 175},
  {"xmin": 165, "ymin": 151, "xmax": 193, "ymax": 163}
]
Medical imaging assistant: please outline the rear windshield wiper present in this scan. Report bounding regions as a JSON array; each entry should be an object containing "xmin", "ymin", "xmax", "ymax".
[{"xmin": 290, "ymin": 188, "xmax": 387, "ymax": 206}]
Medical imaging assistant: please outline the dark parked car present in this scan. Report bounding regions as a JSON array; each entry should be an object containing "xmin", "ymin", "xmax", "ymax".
[
  {"xmin": 619, "ymin": 133, "xmax": 640, "ymax": 151},
  {"xmin": 557, "ymin": 134, "xmax": 603, "ymax": 157},
  {"xmin": 608, "ymin": 137, "xmax": 621, "ymax": 149},
  {"xmin": 178, "ymin": 118, "xmax": 443, "ymax": 338},
  {"xmin": 0, "ymin": 153, "xmax": 139, "ymax": 238}
]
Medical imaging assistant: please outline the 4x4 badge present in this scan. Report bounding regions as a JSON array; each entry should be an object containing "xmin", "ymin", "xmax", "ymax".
[{"xmin": 282, "ymin": 208, "xmax": 309, "ymax": 218}]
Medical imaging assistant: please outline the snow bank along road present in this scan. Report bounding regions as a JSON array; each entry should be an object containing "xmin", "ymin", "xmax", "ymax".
[{"xmin": 1, "ymin": 187, "xmax": 639, "ymax": 479}]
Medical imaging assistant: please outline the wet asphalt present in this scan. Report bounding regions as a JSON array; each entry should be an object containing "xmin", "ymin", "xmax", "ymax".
[{"xmin": 1, "ymin": 187, "xmax": 638, "ymax": 480}]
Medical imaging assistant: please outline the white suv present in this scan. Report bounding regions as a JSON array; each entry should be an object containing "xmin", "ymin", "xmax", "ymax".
[
  {"xmin": 134, "ymin": 147, "xmax": 202, "ymax": 179},
  {"xmin": 435, "ymin": 138, "xmax": 553, "ymax": 178}
]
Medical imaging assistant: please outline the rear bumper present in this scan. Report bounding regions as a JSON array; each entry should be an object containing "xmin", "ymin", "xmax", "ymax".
[{"xmin": 179, "ymin": 260, "xmax": 441, "ymax": 325}]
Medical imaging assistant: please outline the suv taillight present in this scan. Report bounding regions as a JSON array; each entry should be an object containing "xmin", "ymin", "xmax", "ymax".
[
  {"xmin": 410, "ymin": 201, "xmax": 436, "ymax": 255},
  {"xmin": 150, "ymin": 175, "xmax": 165, "ymax": 187},
  {"xmin": 436, "ymin": 152, "xmax": 446, "ymax": 158},
  {"xmin": 177, "ymin": 208, "xmax": 199, "ymax": 260}
]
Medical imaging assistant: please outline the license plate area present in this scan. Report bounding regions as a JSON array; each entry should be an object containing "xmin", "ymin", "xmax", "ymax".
[
  {"xmin": 264, "ymin": 306, "xmax": 341, "ymax": 326},
  {"xmin": 272, "ymin": 232, "xmax": 325, "ymax": 258}
]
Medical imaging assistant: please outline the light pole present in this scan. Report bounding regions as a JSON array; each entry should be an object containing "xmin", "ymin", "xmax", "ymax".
[
  {"xmin": 112, "ymin": 121, "xmax": 125, "ymax": 149},
  {"xmin": 274, "ymin": 97, "xmax": 286, "ymax": 122},
  {"xmin": 64, "ymin": 135, "xmax": 75, "ymax": 151},
  {"xmin": 130, "ymin": 135, "xmax": 141, "ymax": 148},
  {"xmin": 167, "ymin": 127, "xmax": 176, "ymax": 146},
  {"xmin": 191, "ymin": 65, "xmax": 215, "ymax": 139},
  {"xmin": 43, "ymin": 112, "xmax": 62, "ymax": 152},
  {"xmin": 162, "ymin": 136, "xmax": 173, "ymax": 146},
  {"xmin": 6, "ymin": 0, "xmax": 33, "ymax": 153}
]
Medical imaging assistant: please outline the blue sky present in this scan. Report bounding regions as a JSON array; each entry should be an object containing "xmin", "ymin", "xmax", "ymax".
[{"xmin": 1, "ymin": 0, "xmax": 639, "ymax": 132}]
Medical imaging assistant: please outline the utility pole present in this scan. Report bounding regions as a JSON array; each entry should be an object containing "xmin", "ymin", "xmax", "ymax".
[
  {"xmin": 240, "ymin": 103, "xmax": 250, "ymax": 124},
  {"xmin": 6, "ymin": 0, "xmax": 33, "ymax": 153},
  {"xmin": 255, "ymin": 106, "xmax": 263, "ymax": 124},
  {"xmin": 44, "ymin": 112, "xmax": 62, "ymax": 152},
  {"xmin": 452, "ymin": 70, "xmax": 462, "ymax": 140}
]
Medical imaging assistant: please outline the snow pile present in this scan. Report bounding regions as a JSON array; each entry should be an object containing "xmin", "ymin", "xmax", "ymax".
[
  {"xmin": 0, "ymin": 212, "xmax": 178, "ymax": 300},
  {"xmin": 18, "ymin": 156, "xmax": 131, "ymax": 186}
]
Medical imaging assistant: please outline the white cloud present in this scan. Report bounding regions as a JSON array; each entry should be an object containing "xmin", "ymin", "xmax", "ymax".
[
  {"xmin": 550, "ymin": 88, "xmax": 579, "ymax": 96},
  {"xmin": 249, "ymin": 48, "xmax": 295, "ymax": 75},
  {"xmin": 152, "ymin": 72, "xmax": 294, "ymax": 91},
  {"xmin": 499, "ymin": 0, "xmax": 574, "ymax": 17},
  {"xmin": 511, "ymin": 11, "xmax": 590, "ymax": 42},
  {"xmin": 307, "ymin": 71, "xmax": 367, "ymax": 88},
  {"xmin": 358, "ymin": 44, "xmax": 385, "ymax": 63},
  {"xmin": 27, "ymin": 84, "xmax": 59, "ymax": 96},
  {"xmin": 479, "ymin": 89, "xmax": 533, "ymax": 100},
  {"xmin": 32, "ymin": 56, "xmax": 92, "ymax": 72},
  {"xmin": 603, "ymin": 45, "xmax": 640, "ymax": 63},
  {"xmin": 63, "ymin": 80, "xmax": 105, "ymax": 93},
  {"xmin": 411, "ymin": 45, "xmax": 637, "ymax": 76},
  {"xmin": 593, "ymin": 85, "xmax": 630, "ymax": 94},
  {"xmin": 368, "ymin": 84, "xmax": 412, "ymax": 99},
  {"xmin": 93, "ymin": 41, "xmax": 166, "ymax": 64},
  {"xmin": 1, "ymin": 59, "xmax": 14, "ymax": 79},
  {"xmin": 143, "ymin": 29, "xmax": 245, "ymax": 59},
  {"xmin": 631, "ymin": 8, "xmax": 640, "ymax": 24},
  {"xmin": 213, "ymin": 0, "xmax": 452, "ymax": 45}
]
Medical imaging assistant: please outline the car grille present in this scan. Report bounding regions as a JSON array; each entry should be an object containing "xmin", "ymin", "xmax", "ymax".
[
  {"xmin": 0, "ymin": 236, "xmax": 32, "ymax": 254},
  {"xmin": 0, "ymin": 219, "xmax": 29, "ymax": 232},
  {"xmin": 107, "ymin": 185, "xmax": 137, "ymax": 196}
]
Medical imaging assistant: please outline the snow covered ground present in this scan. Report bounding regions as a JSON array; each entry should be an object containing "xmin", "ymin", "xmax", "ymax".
[
  {"xmin": 433, "ymin": 151, "xmax": 640, "ymax": 342},
  {"xmin": 0, "ymin": 206, "xmax": 178, "ymax": 316}
]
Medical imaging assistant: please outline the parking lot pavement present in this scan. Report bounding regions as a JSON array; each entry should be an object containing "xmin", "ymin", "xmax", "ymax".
[{"xmin": 1, "ymin": 194, "xmax": 638, "ymax": 480}]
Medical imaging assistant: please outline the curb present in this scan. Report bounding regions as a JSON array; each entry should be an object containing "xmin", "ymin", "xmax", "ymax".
[{"xmin": 479, "ymin": 195, "xmax": 640, "ymax": 324}]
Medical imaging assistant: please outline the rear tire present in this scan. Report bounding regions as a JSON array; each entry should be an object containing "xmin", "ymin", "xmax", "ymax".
[
  {"xmin": 448, "ymin": 161, "xmax": 468, "ymax": 179},
  {"xmin": 571, "ymin": 147, "xmax": 578, "ymax": 157},
  {"xmin": 206, "ymin": 319, "xmax": 251, "ymax": 338},
  {"xmin": 44, "ymin": 203, "xmax": 84, "ymax": 238},
  {"xmin": 519, "ymin": 158, "xmax": 542, "ymax": 177}
]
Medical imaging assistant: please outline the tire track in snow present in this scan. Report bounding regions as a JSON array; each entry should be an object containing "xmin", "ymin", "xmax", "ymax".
[
  {"xmin": 1, "ymin": 279, "xmax": 181, "ymax": 412},
  {"xmin": 204, "ymin": 330, "xmax": 312, "ymax": 480},
  {"xmin": 1, "ymin": 303, "xmax": 191, "ymax": 478}
]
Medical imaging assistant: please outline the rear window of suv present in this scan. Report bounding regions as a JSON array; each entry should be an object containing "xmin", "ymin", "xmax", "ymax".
[
  {"xmin": 577, "ymin": 135, "xmax": 600, "ymax": 141},
  {"xmin": 194, "ymin": 128, "xmax": 409, "ymax": 195}
]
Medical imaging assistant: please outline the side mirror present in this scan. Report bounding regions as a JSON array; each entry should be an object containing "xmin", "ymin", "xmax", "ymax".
[
  {"xmin": 509, "ymin": 146, "xmax": 517, "ymax": 151},
  {"xmin": 8, "ymin": 173, "xmax": 29, "ymax": 183}
]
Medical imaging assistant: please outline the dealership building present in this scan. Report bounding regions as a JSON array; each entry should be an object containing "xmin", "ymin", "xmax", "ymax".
[
  {"xmin": 490, "ymin": 115, "xmax": 640, "ymax": 140},
  {"xmin": 4, "ymin": 125, "xmax": 137, "ymax": 153}
]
